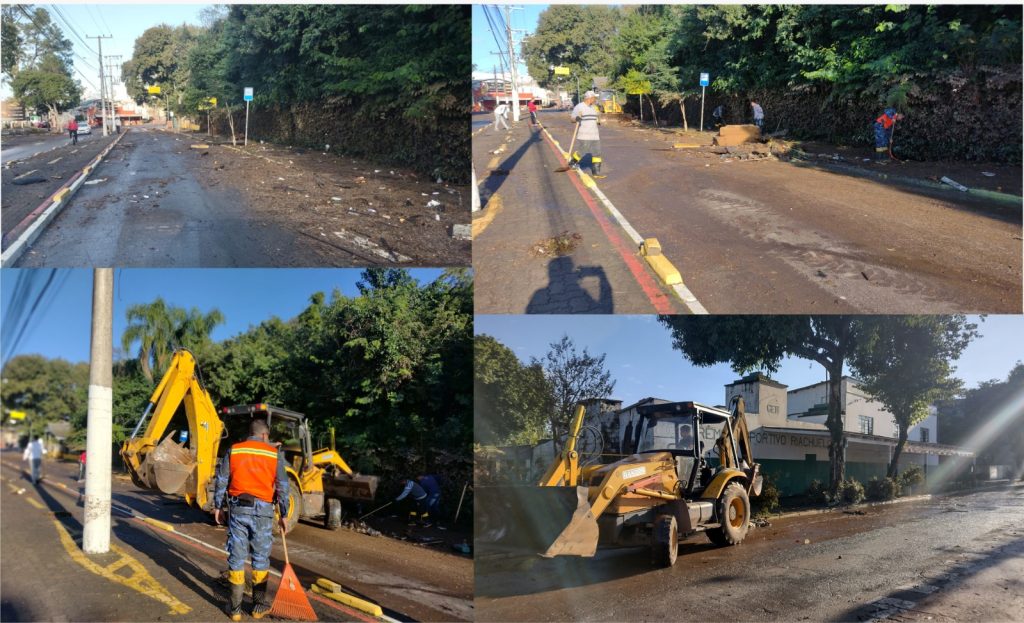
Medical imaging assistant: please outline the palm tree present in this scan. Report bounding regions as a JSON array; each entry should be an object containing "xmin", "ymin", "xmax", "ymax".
[{"xmin": 121, "ymin": 299, "xmax": 225, "ymax": 381}]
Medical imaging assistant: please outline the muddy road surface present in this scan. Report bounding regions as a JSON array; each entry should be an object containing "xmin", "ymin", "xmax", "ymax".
[
  {"xmin": 475, "ymin": 484, "xmax": 1024, "ymax": 622},
  {"xmin": 14, "ymin": 125, "xmax": 470, "ymax": 267},
  {"xmin": 1, "ymin": 454, "xmax": 472, "ymax": 622},
  {"xmin": 481, "ymin": 112, "xmax": 1021, "ymax": 314}
]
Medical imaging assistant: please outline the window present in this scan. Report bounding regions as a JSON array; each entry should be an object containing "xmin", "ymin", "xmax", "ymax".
[
  {"xmin": 858, "ymin": 415, "xmax": 874, "ymax": 436},
  {"xmin": 920, "ymin": 427, "xmax": 930, "ymax": 443}
]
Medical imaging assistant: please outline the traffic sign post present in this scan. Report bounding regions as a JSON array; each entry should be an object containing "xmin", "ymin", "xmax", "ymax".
[
  {"xmin": 699, "ymin": 72, "xmax": 709, "ymax": 132},
  {"xmin": 243, "ymin": 87, "xmax": 253, "ymax": 146}
]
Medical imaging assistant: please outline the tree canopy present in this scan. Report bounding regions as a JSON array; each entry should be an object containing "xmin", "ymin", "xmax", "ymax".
[
  {"xmin": 3, "ymin": 5, "xmax": 80, "ymax": 120},
  {"xmin": 474, "ymin": 334, "xmax": 552, "ymax": 446},
  {"xmin": 1, "ymin": 355, "xmax": 89, "ymax": 437}
]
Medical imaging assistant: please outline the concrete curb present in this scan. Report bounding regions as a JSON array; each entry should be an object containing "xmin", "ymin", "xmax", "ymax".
[
  {"xmin": 536, "ymin": 123, "xmax": 709, "ymax": 314},
  {"xmin": 1, "ymin": 130, "xmax": 128, "ymax": 266},
  {"xmin": 762, "ymin": 493, "xmax": 933, "ymax": 523},
  {"xmin": 790, "ymin": 149, "xmax": 1023, "ymax": 208}
]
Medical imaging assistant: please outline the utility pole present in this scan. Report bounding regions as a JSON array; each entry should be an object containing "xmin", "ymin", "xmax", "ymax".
[
  {"xmin": 88, "ymin": 36, "xmax": 113, "ymax": 137},
  {"xmin": 504, "ymin": 5, "xmax": 521, "ymax": 122},
  {"xmin": 82, "ymin": 268, "xmax": 113, "ymax": 555},
  {"xmin": 104, "ymin": 55, "xmax": 122, "ymax": 134}
]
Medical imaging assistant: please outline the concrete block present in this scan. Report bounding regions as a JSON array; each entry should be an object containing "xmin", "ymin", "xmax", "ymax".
[
  {"xmin": 714, "ymin": 124, "xmax": 761, "ymax": 147},
  {"xmin": 644, "ymin": 253, "xmax": 682, "ymax": 286},
  {"xmin": 642, "ymin": 238, "xmax": 662, "ymax": 256}
]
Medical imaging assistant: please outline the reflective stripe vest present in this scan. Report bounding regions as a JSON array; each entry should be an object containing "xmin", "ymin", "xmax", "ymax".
[
  {"xmin": 227, "ymin": 440, "xmax": 279, "ymax": 503},
  {"xmin": 876, "ymin": 113, "xmax": 894, "ymax": 130}
]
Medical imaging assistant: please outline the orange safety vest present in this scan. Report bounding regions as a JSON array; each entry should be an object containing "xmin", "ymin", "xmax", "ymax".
[
  {"xmin": 875, "ymin": 113, "xmax": 894, "ymax": 129},
  {"xmin": 227, "ymin": 440, "xmax": 279, "ymax": 503}
]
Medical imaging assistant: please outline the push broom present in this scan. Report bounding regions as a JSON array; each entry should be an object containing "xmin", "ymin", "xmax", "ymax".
[
  {"xmin": 269, "ymin": 529, "xmax": 318, "ymax": 621},
  {"xmin": 554, "ymin": 121, "xmax": 581, "ymax": 172}
]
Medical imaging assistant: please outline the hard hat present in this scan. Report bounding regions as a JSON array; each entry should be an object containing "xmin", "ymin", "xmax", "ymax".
[{"xmin": 584, "ymin": 90, "xmax": 598, "ymax": 99}]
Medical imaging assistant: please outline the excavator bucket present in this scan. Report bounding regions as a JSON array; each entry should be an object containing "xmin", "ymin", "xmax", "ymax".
[
  {"xmin": 325, "ymin": 473, "xmax": 379, "ymax": 503},
  {"xmin": 140, "ymin": 433, "xmax": 196, "ymax": 495},
  {"xmin": 475, "ymin": 485, "xmax": 599, "ymax": 558}
]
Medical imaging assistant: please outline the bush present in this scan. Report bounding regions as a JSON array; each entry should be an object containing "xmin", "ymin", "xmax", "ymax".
[
  {"xmin": 754, "ymin": 474, "xmax": 781, "ymax": 515},
  {"xmin": 838, "ymin": 478, "xmax": 865, "ymax": 505},
  {"xmin": 865, "ymin": 476, "xmax": 899, "ymax": 501},
  {"xmin": 806, "ymin": 479, "xmax": 829, "ymax": 504},
  {"xmin": 899, "ymin": 465, "xmax": 925, "ymax": 490}
]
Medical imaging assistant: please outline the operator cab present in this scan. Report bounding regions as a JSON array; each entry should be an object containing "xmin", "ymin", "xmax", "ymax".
[
  {"xmin": 635, "ymin": 401, "xmax": 732, "ymax": 495},
  {"xmin": 220, "ymin": 403, "xmax": 312, "ymax": 473}
]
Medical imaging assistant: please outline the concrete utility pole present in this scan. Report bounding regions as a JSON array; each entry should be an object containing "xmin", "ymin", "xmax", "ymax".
[
  {"xmin": 83, "ymin": 268, "xmax": 113, "ymax": 555},
  {"xmin": 104, "ymin": 55, "xmax": 122, "ymax": 133},
  {"xmin": 504, "ymin": 5, "xmax": 521, "ymax": 122},
  {"xmin": 88, "ymin": 36, "xmax": 113, "ymax": 136}
]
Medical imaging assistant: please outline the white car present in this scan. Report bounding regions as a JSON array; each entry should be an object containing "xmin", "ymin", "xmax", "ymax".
[{"xmin": 76, "ymin": 119, "xmax": 91, "ymax": 135}]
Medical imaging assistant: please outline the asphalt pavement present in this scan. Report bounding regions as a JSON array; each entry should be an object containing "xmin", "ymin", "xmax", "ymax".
[
  {"xmin": 0, "ymin": 453, "xmax": 472, "ymax": 622},
  {"xmin": 479, "ymin": 110, "xmax": 1021, "ymax": 313},
  {"xmin": 472, "ymin": 113, "xmax": 684, "ymax": 314},
  {"xmin": 1, "ymin": 131, "xmax": 78, "ymax": 163},
  {"xmin": 475, "ymin": 483, "xmax": 1024, "ymax": 622}
]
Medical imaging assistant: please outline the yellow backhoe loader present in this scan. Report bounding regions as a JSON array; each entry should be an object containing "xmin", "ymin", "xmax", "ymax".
[
  {"xmin": 476, "ymin": 396, "xmax": 762, "ymax": 566},
  {"xmin": 120, "ymin": 349, "xmax": 378, "ymax": 533}
]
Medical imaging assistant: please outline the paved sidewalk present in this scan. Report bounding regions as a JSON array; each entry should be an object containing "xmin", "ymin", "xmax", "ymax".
[{"xmin": 473, "ymin": 115, "xmax": 682, "ymax": 314}]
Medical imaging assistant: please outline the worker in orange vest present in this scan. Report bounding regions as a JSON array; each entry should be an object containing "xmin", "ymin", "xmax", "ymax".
[
  {"xmin": 213, "ymin": 420, "xmax": 289, "ymax": 621},
  {"xmin": 873, "ymin": 107, "xmax": 904, "ymax": 163}
]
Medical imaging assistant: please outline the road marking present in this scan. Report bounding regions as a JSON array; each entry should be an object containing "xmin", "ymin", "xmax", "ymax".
[
  {"xmin": 53, "ymin": 518, "xmax": 192, "ymax": 615},
  {"xmin": 47, "ymin": 157, "xmax": 62, "ymax": 164},
  {"xmin": 25, "ymin": 496, "xmax": 44, "ymax": 509},
  {"xmin": 472, "ymin": 192, "xmax": 503, "ymax": 237},
  {"xmin": 14, "ymin": 169, "xmax": 40, "ymax": 179}
]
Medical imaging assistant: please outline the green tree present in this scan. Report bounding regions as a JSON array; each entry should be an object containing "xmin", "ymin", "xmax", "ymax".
[
  {"xmin": 1, "ymin": 355, "xmax": 89, "ymax": 436},
  {"xmin": 1, "ymin": 5, "xmax": 74, "ymax": 82},
  {"xmin": 534, "ymin": 335, "xmax": 615, "ymax": 445},
  {"xmin": 474, "ymin": 335, "xmax": 552, "ymax": 445},
  {"xmin": 659, "ymin": 315, "xmax": 857, "ymax": 496},
  {"xmin": 851, "ymin": 316, "xmax": 978, "ymax": 477},
  {"xmin": 122, "ymin": 24, "xmax": 200, "ymax": 110},
  {"xmin": 121, "ymin": 298, "xmax": 224, "ymax": 381},
  {"xmin": 10, "ymin": 52, "xmax": 80, "ymax": 124},
  {"xmin": 523, "ymin": 5, "xmax": 621, "ymax": 91}
]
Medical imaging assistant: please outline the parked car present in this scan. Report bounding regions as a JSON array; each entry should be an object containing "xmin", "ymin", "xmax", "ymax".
[
  {"xmin": 76, "ymin": 118, "xmax": 91, "ymax": 135},
  {"xmin": 34, "ymin": 119, "xmax": 50, "ymax": 129}
]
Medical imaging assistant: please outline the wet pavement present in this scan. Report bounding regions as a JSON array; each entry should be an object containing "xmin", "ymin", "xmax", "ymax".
[
  {"xmin": 472, "ymin": 111, "xmax": 683, "ymax": 314},
  {"xmin": 0, "ymin": 453, "xmax": 472, "ymax": 622},
  {"xmin": 1, "ymin": 131, "xmax": 77, "ymax": 163},
  {"xmin": 475, "ymin": 483, "xmax": 1024, "ymax": 622},
  {"xmin": 485, "ymin": 114, "xmax": 1021, "ymax": 313}
]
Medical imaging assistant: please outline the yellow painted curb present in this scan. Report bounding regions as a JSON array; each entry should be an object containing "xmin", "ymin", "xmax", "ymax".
[
  {"xmin": 645, "ymin": 254, "xmax": 682, "ymax": 286},
  {"xmin": 143, "ymin": 517, "xmax": 175, "ymax": 532},
  {"xmin": 316, "ymin": 578, "xmax": 342, "ymax": 592},
  {"xmin": 190, "ymin": 144, "xmax": 210, "ymax": 149},
  {"xmin": 642, "ymin": 238, "xmax": 662, "ymax": 256},
  {"xmin": 673, "ymin": 143, "xmax": 701, "ymax": 149},
  {"xmin": 310, "ymin": 584, "xmax": 384, "ymax": 618},
  {"xmin": 577, "ymin": 172, "xmax": 596, "ymax": 189},
  {"xmin": 52, "ymin": 188, "xmax": 70, "ymax": 203},
  {"xmin": 82, "ymin": 166, "xmax": 92, "ymax": 175}
]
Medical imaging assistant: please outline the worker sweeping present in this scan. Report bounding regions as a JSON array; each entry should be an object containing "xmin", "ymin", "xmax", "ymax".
[
  {"xmin": 396, "ymin": 476, "xmax": 431, "ymax": 526},
  {"xmin": 873, "ymin": 107, "xmax": 904, "ymax": 163},
  {"xmin": 570, "ymin": 90, "xmax": 604, "ymax": 178},
  {"xmin": 213, "ymin": 420, "xmax": 289, "ymax": 621},
  {"xmin": 417, "ymin": 474, "xmax": 443, "ymax": 526},
  {"xmin": 493, "ymin": 101, "xmax": 510, "ymax": 132}
]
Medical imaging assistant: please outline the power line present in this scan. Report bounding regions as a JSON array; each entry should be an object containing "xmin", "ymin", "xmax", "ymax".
[
  {"xmin": 47, "ymin": 5, "xmax": 97, "ymax": 56},
  {"xmin": 83, "ymin": 5, "xmax": 104, "ymax": 37},
  {"xmin": 95, "ymin": 5, "xmax": 113, "ymax": 38}
]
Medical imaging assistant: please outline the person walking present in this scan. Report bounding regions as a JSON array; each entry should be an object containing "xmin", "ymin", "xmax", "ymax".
[
  {"xmin": 570, "ymin": 90, "xmax": 604, "ymax": 177},
  {"xmin": 493, "ymin": 101, "xmax": 510, "ymax": 132},
  {"xmin": 873, "ymin": 107, "xmax": 904, "ymax": 163},
  {"xmin": 23, "ymin": 436, "xmax": 45, "ymax": 484},
  {"xmin": 67, "ymin": 117, "xmax": 79, "ymax": 145},
  {"xmin": 417, "ymin": 474, "xmax": 442, "ymax": 526},
  {"xmin": 527, "ymin": 100, "xmax": 539, "ymax": 126},
  {"xmin": 395, "ymin": 476, "xmax": 430, "ymax": 526},
  {"xmin": 78, "ymin": 450, "xmax": 87, "ymax": 482},
  {"xmin": 750, "ymin": 100, "xmax": 765, "ymax": 134},
  {"xmin": 213, "ymin": 420, "xmax": 289, "ymax": 621}
]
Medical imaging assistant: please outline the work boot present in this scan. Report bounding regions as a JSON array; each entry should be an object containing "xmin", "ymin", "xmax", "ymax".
[
  {"xmin": 593, "ymin": 162, "xmax": 605, "ymax": 178},
  {"xmin": 251, "ymin": 571, "xmax": 271, "ymax": 619},
  {"xmin": 227, "ymin": 581, "xmax": 245, "ymax": 621}
]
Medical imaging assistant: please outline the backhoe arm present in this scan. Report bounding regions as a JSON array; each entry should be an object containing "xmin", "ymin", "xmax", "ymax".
[
  {"xmin": 539, "ymin": 404, "xmax": 587, "ymax": 487},
  {"xmin": 120, "ymin": 350, "xmax": 224, "ymax": 510}
]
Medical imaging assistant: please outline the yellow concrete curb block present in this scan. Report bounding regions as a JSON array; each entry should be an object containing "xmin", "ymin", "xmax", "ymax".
[
  {"xmin": 310, "ymin": 584, "xmax": 384, "ymax": 618},
  {"xmin": 642, "ymin": 238, "xmax": 662, "ymax": 256},
  {"xmin": 645, "ymin": 254, "xmax": 682, "ymax": 286},
  {"xmin": 52, "ymin": 188, "xmax": 70, "ymax": 203},
  {"xmin": 577, "ymin": 172, "xmax": 596, "ymax": 189},
  {"xmin": 142, "ymin": 517, "xmax": 175, "ymax": 532},
  {"xmin": 673, "ymin": 143, "xmax": 702, "ymax": 149},
  {"xmin": 316, "ymin": 578, "xmax": 343, "ymax": 592},
  {"xmin": 190, "ymin": 144, "xmax": 210, "ymax": 149},
  {"xmin": 82, "ymin": 166, "xmax": 91, "ymax": 175}
]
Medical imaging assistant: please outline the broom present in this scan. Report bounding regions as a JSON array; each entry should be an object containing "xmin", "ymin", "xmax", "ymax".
[
  {"xmin": 269, "ymin": 529, "xmax": 318, "ymax": 621},
  {"xmin": 554, "ymin": 121, "xmax": 580, "ymax": 172}
]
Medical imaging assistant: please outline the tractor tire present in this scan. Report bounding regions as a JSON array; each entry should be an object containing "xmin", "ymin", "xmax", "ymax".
[
  {"xmin": 277, "ymin": 476, "xmax": 302, "ymax": 535},
  {"xmin": 324, "ymin": 498, "xmax": 343, "ymax": 531},
  {"xmin": 707, "ymin": 482, "xmax": 750, "ymax": 547},
  {"xmin": 650, "ymin": 514, "xmax": 679, "ymax": 567}
]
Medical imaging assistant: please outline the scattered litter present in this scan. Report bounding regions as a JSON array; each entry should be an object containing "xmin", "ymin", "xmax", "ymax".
[
  {"xmin": 981, "ymin": 171, "xmax": 996, "ymax": 177},
  {"xmin": 816, "ymin": 270, "xmax": 828, "ymax": 278},
  {"xmin": 367, "ymin": 208, "xmax": 376, "ymax": 214},
  {"xmin": 354, "ymin": 176, "xmax": 366, "ymax": 184},
  {"xmin": 432, "ymin": 191, "xmax": 439, "ymax": 195},
  {"xmin": 374, "ymin": 169, "xmax": 381, "ymax": 173},
  {"xmin": 844, "ymin": 510, "xmax": 867, "ymax": 516},
  {"xmin": 143, "ymin": 195, "xmax": 150, "ymax": 199},
  {"xmin": 803, "ymin": 538, "xmax": 811, "ymax": 545},
  {"xmin": 434, "ymin": 214, "xmax": 440, "ymax": 221},
  {"xmin": 861, "ymin": 271, "xmax": 870, "ymax": 281},
  {"xmin": 751, "ymin": 518, "xmax": 771, "ymax": 528},
  {"xmin": 278, "ymin": 177, "xmax": 285, "ymax": 181},
  {"xmin": 863, "ymin": 158, "xmax": 871, "ymax": 162},
  {"xmin": 940, "ymin": 176, "xmax": 968, "ymax": 192},
  {"xmin": 83, "ymin": 178, "xmax": 108, "ymax": 185},
  {"xmin": 331, "ymin": 197, "xmax": 343, "ymax": 201},
  {"xmin": 426, "ymin": 199, "xmax": 441, "ymax": 208},
  {"xmin": 452, "ymin": 224, "xmax": 471, "ymax": 240}
]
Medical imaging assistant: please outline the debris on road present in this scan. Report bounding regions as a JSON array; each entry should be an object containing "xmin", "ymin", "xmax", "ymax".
[
  {"xmin": 530, "ymin": 231, "xmax": 582, "ymax": 258},
  {"xmin": 452, "ymin": 224, "xmax": 471, "ymax": 240},
  {"xmin": 83, "ymin": 178, "xmax": 108, "ymax": 185},
  {"xmin": 940, "ymin": 176, "xmax": 969, "ymax": 192},
  {"xmin": 11, "ymin": 176, "xmax": 47, "ymax": 185}
]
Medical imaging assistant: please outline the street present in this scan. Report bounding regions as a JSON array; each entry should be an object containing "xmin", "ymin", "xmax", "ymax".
[
  {"xmin": 1, "ymin": 131, "xmax": 83, "ymax": 163},
  {"xmin": 0, "ymin": 452, "xmax": 472, "ymax": 622},
  {"xmin": 475, "ymin": 484, "xmax": 1024, "ymax": 622},
  {"xmin": 7, "ymin": 125, "xmax": 470, "ymax": 267},
  {"xmin": 473, "ymin": 110, "xmax": 1022, "ymax": 314}
]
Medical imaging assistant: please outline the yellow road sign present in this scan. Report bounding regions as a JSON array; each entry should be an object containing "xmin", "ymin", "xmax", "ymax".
[
  {"xmin": 553, "ymin": 66, "xmax": 571, "ymax": 76},
  {"xmin": 148, "ymin": 86, "xmax": 161, "ymax": 94},
  {"xmin": 209, "ymin": 97, "xmax": 217, "ymax": 106},
  {"xmin": 9, "ymin": 410, "xmax": 26, "ymax": 420}
]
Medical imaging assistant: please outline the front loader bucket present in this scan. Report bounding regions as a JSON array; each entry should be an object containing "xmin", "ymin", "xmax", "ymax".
[
  {"xmin": 325, "ymin": 474, "xmax": 379, "ymax": 503},
  {"xmin": 475, "ymin": 485, "xmax": 599, "ymax": 558},
  {"xmin": 140, "ymin": 433, "xmax": 196, "ymax": 495}
]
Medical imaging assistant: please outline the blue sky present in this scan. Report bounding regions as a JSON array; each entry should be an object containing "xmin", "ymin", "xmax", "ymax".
[
  {"xmin": 2, "ymin": 4, "xmax": 210, "ymax": 99},
  {"xmin": 475, "ymin": 315, "xmax": 1024, "ymax": 407},
  {"xmin": 472, "ymin": 4, "xmax": 544, "ymax": 77},
  {"xmin": 1, "ymin": 268, "xmax": 445, "ymax": 364}
]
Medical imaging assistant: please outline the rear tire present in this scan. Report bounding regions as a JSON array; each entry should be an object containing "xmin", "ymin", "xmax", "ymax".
[
  {"xmin": 707, "ymin": 482, "xmax": 750, "ymax": 546},
  {"xmin": 324, "ymin": 498, "xmax": 343, "ymax": 530},
  {"xmin": 277, "ymin": 476, "xmax": 302, "ymax": 535},
  {"xmin": 651, "ymin": 514, "xmax": 678, "ymax": 567}
]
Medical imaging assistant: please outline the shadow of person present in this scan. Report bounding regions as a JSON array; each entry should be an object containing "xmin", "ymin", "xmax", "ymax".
[{"xmin": 526, "ymin": 255, "xmax": 613, "ymax": 313}]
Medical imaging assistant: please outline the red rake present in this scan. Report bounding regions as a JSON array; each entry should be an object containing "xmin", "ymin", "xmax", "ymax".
[{"xmin": 269, "ymin": 530, "xmax": 318, "ymax": 621}]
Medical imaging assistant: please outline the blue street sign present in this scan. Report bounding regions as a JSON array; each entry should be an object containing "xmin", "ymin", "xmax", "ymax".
[
  {"xmin": 244, "ymin": 87, "xmax": 254, "ymax": 102},
  {"xmin": 699, "ymin": 73, "xmax": 710, "ymax": 88}
]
